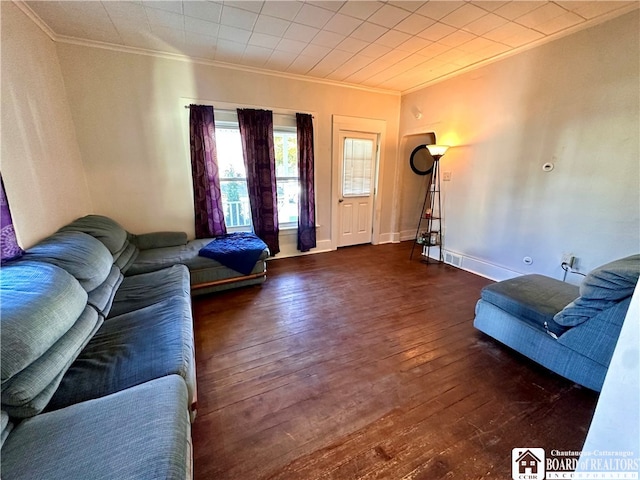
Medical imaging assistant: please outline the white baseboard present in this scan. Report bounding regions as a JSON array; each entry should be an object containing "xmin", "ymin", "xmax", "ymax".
[
  {"xmin": 439, "ymin": 249, "xmax": 522, "ymax": 281},
  {"xmin": 376, "ymin": 232, "xmax": 401, "ymax": 244},
  {"xmin": 269, "ymin": 239, "xmax": 333, "ymax": 260}
]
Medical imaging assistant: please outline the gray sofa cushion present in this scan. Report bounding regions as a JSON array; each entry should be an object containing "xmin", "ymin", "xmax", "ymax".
[
  {"xmin": 1, "ymin": 375, "xmax": 191, "ymax": 480},
  {"xmin": 87, "ymin": 265, "xmax": 124, "ymax": 317},
  {"xmin": 112, "ymin": 240, "xmax": 139, "ymax": 273},
  {"xmin": 554, "ymin": 254, "xmax": 640, "ymax": 327},
  {"xmin": 1, "ymin": 307, "xmax": 102, "ymax": 419},
  {"xmin": 480, "ymin": 274, "xmax": 579, "ymax": 337},
  {"xmin": 0, "ymin": 262, "xmax": 87, "ymax": 383},
  {"xmin": 59, "ymin": 215, "xmax": 128, "ymax": 254},
  {"xmin": 1, "ymin": 410, "xmax": 13, "ymax": 448},
  {"xmin": 46, "ymin": 297, "xmax": 195, "ymax": 412},
  {"xmin": 22, "ymin": 231, "xmax": 112, "ymax": 292},
  {"xmin": 108, "ymin": 265, "xmax": 190, "ymax": 318},
  {"xmin": 131, "ymin": 232, "xmax": 188, "ymax": 250}
]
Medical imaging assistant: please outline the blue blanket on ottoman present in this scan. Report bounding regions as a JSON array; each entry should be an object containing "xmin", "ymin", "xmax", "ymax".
[{"xmin": 198, "ymin": 232, "xmax": 268, "ymax": 275}]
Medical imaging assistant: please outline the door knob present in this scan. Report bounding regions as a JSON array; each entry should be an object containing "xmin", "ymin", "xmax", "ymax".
[{"xmin": 338, "ymin": 198, "xmax": 344, "ymax": 203}]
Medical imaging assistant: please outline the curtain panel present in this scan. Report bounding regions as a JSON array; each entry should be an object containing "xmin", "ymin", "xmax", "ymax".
[
  {"xmin": 296, "ymin": 113, "xmax": 316, "ymax": 252},
  {"xmin": 189, "ymin": 105, "xmax": 227, "ymax": 238},
  {"xmin": 237, "ymin": 109, "xmax": 280, "ymax": 256},
  {"xmin": 1, "ymin": 175, "xmax": 23, "ymax": 263}
]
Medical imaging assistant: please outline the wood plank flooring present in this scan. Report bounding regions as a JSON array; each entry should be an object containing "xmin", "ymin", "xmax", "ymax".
[{"xmin": 191, "ymin": 242, "xmax": 598, "ymax": 479}]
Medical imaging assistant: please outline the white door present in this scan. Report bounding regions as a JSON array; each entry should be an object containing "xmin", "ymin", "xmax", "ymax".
[{"xmin": 337, "ymin": 132, "xmax": 378, "ymax": 247}]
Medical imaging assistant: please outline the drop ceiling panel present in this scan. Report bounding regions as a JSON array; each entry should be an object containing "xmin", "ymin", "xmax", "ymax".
[{"xmin": 22, "ymin": 0, "xmax": 638, "ymax": 93}]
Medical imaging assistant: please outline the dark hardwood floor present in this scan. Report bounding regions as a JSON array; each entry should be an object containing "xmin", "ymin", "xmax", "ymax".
[{"xmin": 191, "ymin": 242, "xmax": 598, "ymax": 479}]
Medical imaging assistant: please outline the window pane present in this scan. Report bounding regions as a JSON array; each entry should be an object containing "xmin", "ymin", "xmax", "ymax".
[
  {"xmin": 217, "ymin": 127, "xmax": 250, "ymax": 228},
  {"xmin": 277, "ymin": 178, "xmax": 299, "ymax": 224},
  {"xmin": 217, "ymin": 128, "xmax": 246, "ymax": 179},
  {"xmin": 220, "ymin": 179, "xmax": 251, "ymax": 228},
  {"xmin": 343, "ymin": 138, "xmax": 373, "ymax": 196},
  {"xmin": 274, "ymin": 130, "xmax": 298, "ymax": 225}
]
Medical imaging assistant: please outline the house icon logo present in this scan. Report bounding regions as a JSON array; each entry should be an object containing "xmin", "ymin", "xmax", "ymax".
[{"xmin": 512, "ymin": 448, "xmax": 545, "ymax": 480}]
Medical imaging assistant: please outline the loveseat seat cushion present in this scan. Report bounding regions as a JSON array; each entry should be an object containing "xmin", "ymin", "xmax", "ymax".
[
  {"xmin": 554, "ymin": 254, "xmax": 640, "ymax": 327},
  {"xmin": 108, "ymin": 265, "xmax": 190, "ymax": 318},
  {"xmin": 1, "ymin": 261, "xmax": 87, "ymax": 383},
  {"xmin": 1, "ymin": 375, "xmax": 191, "ymax": 480},
  {"xmin": 1, "ymin": 306, "xmax": 102, "ymax": 419},
  {"xmin": 480, "ymin": 274, "xmax": 579, "ymax": 337},
  {"xmin": 1, "ymin": 410, "xmax": 13, "ymax": 448},
  {"xmin": 46, "ymin": 297, "xmax": 195, "ymax": 411},
  {"xmin": 22, "ymin": 231, "xmax": 113, "ymax": 292}
]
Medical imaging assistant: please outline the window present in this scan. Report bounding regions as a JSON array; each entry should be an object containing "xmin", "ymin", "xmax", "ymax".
[
  {"xmin": 342, "ymin": 138, "xmax": 374, "ymax": 197},
  {"xmin": 215, "ymin": 111, "xmax": 299, "ymax": 229}
]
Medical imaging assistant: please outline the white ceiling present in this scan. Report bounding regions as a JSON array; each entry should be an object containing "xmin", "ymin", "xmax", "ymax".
[{"xmin": 23, "ymin": 1, "xmax": 638, "ymax": 93}]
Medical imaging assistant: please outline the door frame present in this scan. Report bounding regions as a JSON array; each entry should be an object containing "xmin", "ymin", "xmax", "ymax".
[{"xmin": 331, "ymin": 115, "xmax": 386, "ymax": 250}]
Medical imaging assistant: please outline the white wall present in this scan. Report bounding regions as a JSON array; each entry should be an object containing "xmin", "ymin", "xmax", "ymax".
[
  {"xmin": 54, "ymin": 43, "xmax": 401, "ymax": 248},
  {"xmin": 0, "ymin": 3, "xmax": 92, "ymax": 248},
  {"xmin": 399, "ymin": 10, "xmax": 640, "ymax": 282}
]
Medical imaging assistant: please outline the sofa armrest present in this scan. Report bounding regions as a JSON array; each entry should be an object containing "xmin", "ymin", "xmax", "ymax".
[{"xmin": 131, "ymin": 232, "xmax": 188, "ymax": 250}]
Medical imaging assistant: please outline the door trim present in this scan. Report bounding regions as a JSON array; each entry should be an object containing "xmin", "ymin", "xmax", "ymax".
[{"xmin": 331, "ymin": 115, "xmax": 386, "ymax": 250}]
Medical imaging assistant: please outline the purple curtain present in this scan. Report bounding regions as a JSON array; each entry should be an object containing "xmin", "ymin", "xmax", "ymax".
[
  {"xmin": 189, "ymin": 105, "xmax": 227, "ymax": 238},
  {"xmin": 237, "ymin": 109, "xmax": 279, "ymax": 256},
  {"xmin": 296, "ymin": 113, "xmax": 316, "ymax": 252},
  {"xmin": 1, "ymin": 175, "xmax": 23, "ymax": 263}
]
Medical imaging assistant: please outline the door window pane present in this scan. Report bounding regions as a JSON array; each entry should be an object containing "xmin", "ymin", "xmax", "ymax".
[{"xmin": 343, "ymin": 138, "xmax": 373, "ymax": 196}]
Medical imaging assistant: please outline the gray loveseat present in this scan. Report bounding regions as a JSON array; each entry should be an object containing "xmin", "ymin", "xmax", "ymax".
[
  {"xmin": 1, "ymin": 223, "xmax": 201, "ymax": 478},
  {"xmin": 473, "ymin": 254, "xmax": 639, "ymax": 391}
]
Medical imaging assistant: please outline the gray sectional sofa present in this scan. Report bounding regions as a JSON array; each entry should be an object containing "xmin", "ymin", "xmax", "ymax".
[
  {"xmin": 474, "ymin": 254, "xmax": 639, "ymax": 391},
  {"xmin": 1, "ymin": 214, "xmax": 266, "ymax": 479}
]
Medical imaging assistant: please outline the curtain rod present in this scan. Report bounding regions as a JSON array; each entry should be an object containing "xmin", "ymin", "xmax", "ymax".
[{"xmin": 184, "ymin": 105, "xmax": 314, "ymax": 117}]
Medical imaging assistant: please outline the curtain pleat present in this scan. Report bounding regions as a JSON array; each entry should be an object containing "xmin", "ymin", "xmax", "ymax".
[
  {"xmin": 189, "ymin": 105, "xmax": 227, "ymax": 238},
  {"xmin": 296, "ymin": 113, "xmax": 316, "ymax": 252},
  {"xmin": 237, "ymin": 108, "xmax": 280, "ymax": 255}
]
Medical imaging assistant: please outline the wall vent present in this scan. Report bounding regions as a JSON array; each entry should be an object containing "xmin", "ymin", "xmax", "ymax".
[{"xmin": 445, "ymin": 252, "xmax": 462, "ymax": 267}]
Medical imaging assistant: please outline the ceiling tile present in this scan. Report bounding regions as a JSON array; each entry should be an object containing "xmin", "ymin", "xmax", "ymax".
[
  {"xmin": 276, "ymin": 38, "xmax": 308, "ymax": 54},
  {"xmin": 104, "ymin": 2, "xmax": 149, "ymax": 28},
  {"xmin": 286, "ymin": 54, "xmax": 321, "ymax": 75},
  {"xmin": 351, "ymin": 21, "xmax": 388, "ymax": 42},
  {"xmin": 301, "ymin": 43, "xmax": 332, "ymax": 59},
  {"xmin": 475, "ymin": 2, "xmax": 509, "ymax": 13},
  {"xmin": 260, "ymin": 1, "xmax": 302, "ymax": 21},
  {"xmin": 223, "ymin": 1, "xmax": 264, "ymax": 14},
  {"xmin": 483, "ymin": 22, "xmax": 543, "ymax": 48},
  {"xmin": 462, "ymin": 12, "xmax": 508, "ymax": 36},
  {"xmin": 284, "ymin": 23, "xmax": 320, "ymax": 42},
  {"xmin": 253, "ymin": 15, "xmax": 291, "ymax": 36},
  {"xmin": 311, "ymin": 30, "xmax": 346, "ymax": 48},
  {"xmin": 458, "ymin": 36, "xmax": 501, "ymax": 53},
  {"xmin": 375, "ymin": 29, "xmax": 412, "ymax": 49},
  {"xmin": 329, "ymin": 54, "xmax": 375, "ymax": 80},
  {"xmin": 294, "ymin": 4, "xmax": 335, "ymax": 28},
  {"xmin": 145, "ymin": 7, "xmax": 184, "ymax": 30},
  {"xmin": 417, "ymin": 2, "xmax": 465, "ymax": 21},
  {"xmin": 264, "ymin": 50, "xmax": 296, "ymax": 70},
  {"xmin": 336, "ymin": 36, "xmax": 369, "ymax": 54},
  {"xmin": 221, "ymin": 5, "xmax": 258, "ymax": 30},
  {"xmin": 183, "ymin": 1, "xmax": 222, "ymax": 23},
  {"xmin": 308, "ymin": 1, "xmax": 345, "ymax": 13},
  {"xmin": 557, "ymin": 1, "xmax": 631, "ymax": 20},
  {"xmin": 218, "ymin": 24, "xmax": 251, "ymax": 43},
  {"xmin": 475, "ymin": 40, "xmax": 510, "ymax": 58},
  {"xmin": 397, "ymin": 35, "xmax": 433, "ymax": 53},
  {"xmin": 417, "ymin": 42, "xmax": 453, "ymax": 59},
  {"xmin": 142, "ymin": 1, "xmax": 182, "ymax": 15},
  {"xmin": 242, "ymin": 45, "xmax": 271, "ymax": 67},
  {"xmin": 394, "ymin": 13, "xmax": 435, "ymax": 35},
  {"xmin": 367, "ymin": 4, "xmax": 411, "ymax": 28},
  {"xmin": 248, "ymin": 32, "xmax": 281, "ymax": 49},
  {"xmin": 493, "ymin": 2, "xmax": 543, "ymax": 21},
  {"xmin": 323, "ymin": 13, "xmax": 363, "ymax": 35},
  {"xmin": 149, "ymin": 25, "xmax": 185, "ymax": 48},
  {"xmin": 535, "ymin": 11, "xmax": 584, "ymax": 35},
  {"xmin": 515, "ymin": 3, "xmax": 566, "ymax": 29},
  {"xmin": 185, "ymin": 17, "xmax": 219, "ymax": 38},
  {"xmin": 338, "ymin": 1, "xmax": 383, "ymax": 20},
  {"xmin": 181, "ymin": 42, "xmax": 216, "ymax": 60},
  {"xmin": 359, "ymin": 42, "xmax": 392, "ymax": 59},
  {"xmin": 388, "ymin": 2, "xmax": 427, "ymax": 13},
  {"xmin": 438, "ymin": 29, "xmax": 476, "ymax": 47},
  {"xmin": 417, "ymin": 22, "xmax": 456, "ymax": 41},
  {"xmin": 440, "ymin": 3, "xmax": 488, "ymax": 28}
]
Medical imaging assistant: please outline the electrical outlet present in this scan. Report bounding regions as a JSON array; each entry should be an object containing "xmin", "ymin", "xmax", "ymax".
[{"xmin": 561, "ymin": 253, "xmax": 575, "ymax": 268}]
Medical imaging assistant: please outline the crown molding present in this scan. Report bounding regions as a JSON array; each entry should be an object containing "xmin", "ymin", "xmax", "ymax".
[{"xmin": 13, "ymin": 0, "xmax": 56, "ymax": 41}]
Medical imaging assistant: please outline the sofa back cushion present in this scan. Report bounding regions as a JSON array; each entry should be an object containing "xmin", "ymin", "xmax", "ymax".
[
  {"xmin": 554, "ymin": 254, "xmax": 640, "ymax": 327},
  {"xmin": 59, "ymin": 215, "xmax": 139, "ymax": 274},
  {"xmin": 22, "ymin": 231, "xmax": 112, "ymax": 292},
  {"xmin": 1, "ymin": 262, "xmax": 87, "ymax": 383}
]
